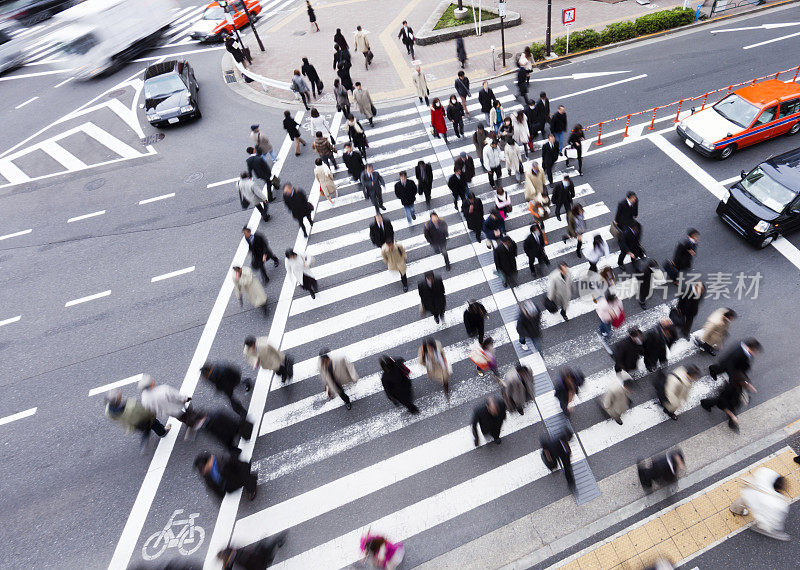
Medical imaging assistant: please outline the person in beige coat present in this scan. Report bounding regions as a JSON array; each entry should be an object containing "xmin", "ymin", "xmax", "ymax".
[
  {"xmin": 695, "ymin": 308, "xmax": 736, "ymax": 355},
  {"xmin": 504, "ymin": 137, "xmax": 523, "ymax": 184},
  {"xmin": 318, "ymin": 350, "xmax": 358, "ymax": 409},
  {"xmin": 418, "ymin": 338, "xmax": 451, "ymax": 400},
  {"xmin": 243, "ymin": 336, "xmax": 293, "ymax": 383},
  {"xmin": 381, "ymin": 239, "xmax": 408, "ymax": 292},
  {"xmin": 354, "ymin": 25, "xmax": 372, "ymax": 68},
  {"xmin": 524, "ymin": 161, "xmax": 547, "ymax": 202},
  {"xmin": 313, "ymin": 158, "xmax": 337, "ymax": 205},
  {"xmin": 412, "ymin": 66, "xmax": 429, "ymax": 106},
  {"xmin": 657, "ymin": 364, "xmax": 700, "ymax": 420},
  {"xmin": 352, "ymin": 82, "xmax": 375, "ymax": 126},
  {"xmin": 602, "ymin": 373, "xmax": 630, "ymax": 425},
  {"xmin": 546, "ymin": 262, "xmax": 572, "ymax": 321},
  {"xmin": 232, "ymin": 266, "xmax": 268, "ymax": 316}
]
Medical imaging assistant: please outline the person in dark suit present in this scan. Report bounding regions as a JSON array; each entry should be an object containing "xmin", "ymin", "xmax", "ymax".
[
  {"xmin": 462, "ymin": 191, "xmax": 484, "ymax": 242},
  {"xmin": 554, "ymin": 368, "xmax": 583, "ymax": 416},
  {"xmin": 342, "ymin": 143, "xmax": 364, "ymax": 181},
  {"xmin": 541, "ymin": 133, "xmax": 560, "ymax": 185},
  {"xmin": 472, "ymin": 396, "xmax": 507, "ymax": 445},
  {"xmin": 394, "ymin": 170, "xmax": 418, "ymax": 224},
  {"xmin": 613, "ymin": 327, "xmax": 644, "ymax": 376},
  {"xmin": 532, "ymin": 91, "xmax": 551, "ymax": 139},
  {"xmin": 380, "ymin": 355, "xmax": 419, "ymax": 413},
  {"xmin": 360, "ymin": 163, "xmax": 386, "ymax": 213},
  {"xmin": 617, "ymin": 220, "xmax": 645, "ymax": 269},
  {"xmin": 184, "ymin": 407, "xmax": 254, "ymax": 453},
  {"xmin": 282, "ymin": 183, "xmax": 314, "ymax": 237},
  {"xmin": 218, "ymin": 533, "xmax": 287, "ymax": 569},
  {"xmin": 423, "ymin": 213, "xmax": 450, "ymax": 270},
  {"xmin": 245, "ymin": 147, "xmax": 275, "ymax": 201},
  {"xmin": 464, "ymin": 299, "xmax": 488, "ymax": 343},
  {"xmin": 369, "ymin": 214, "xmax": 394, "ymax": 248},
  {"xmin": 524, "ymin": 223, "xmax": 549, "ymax": 276},
  {"xmin": 493, "ymin": 235, "xmax": 518, "ymax": 288},
  {"xmin": 643, "ymin": 319, "xmax": 677, "ymax": 372},
  {"xmin": 701, "ymin": 371, "xmax": 757, "ymax": 432},
  {"xmin": 614, "ymin": 191, "xmax": 638, "ymax": 229},
  {"xmin": 477, "ymin": 81, "xmax": 496, "ymax": 124},
  {"xmin": 709, "ymin": 338, "xmax": 762, "ymax": 380},
  {"xmin": 418, "ymin": 271, "xmax": 446, "ymax": 323},
  {"xmin": 242, "ymin": 227, "xmax": 279, "ymax": 284},
  {"xmin": 540, "ymin": 427, "xmax": 575, "ymax": 490},
  {"xmin": 674, "ymin": 281, "xmax": 705, "ymax": 338},
  {"xmin": 455, "ymin": 151, "xmax": 475, "ymax": 184},
  {"xmin": 447, "ymin": 167, "xmax": 468, "ymax": 210},
  {"xmin": 194, "ymin": 453, "xmax": 257, "ymax": 501},
  {"xmin": 415, "ymin": 159, "xmax": 434, "ymax": 206},
  {"xmin": 199, "ymin": 362, "xmax": 252, "ymax": 417},
  {"xmin": 551, "ymin": 174, "xmax": 575, "ymax": 220},
  {"xmin": 672, "ymin": 228, "xmax": 699, "ymax": 271},
  {"xmin": 397, "ymin": 20, "xmax": 415, "ymax": 58},
  {"xmin": 637, "ymin": 449, "xmax": 685, "ymax": 490}
]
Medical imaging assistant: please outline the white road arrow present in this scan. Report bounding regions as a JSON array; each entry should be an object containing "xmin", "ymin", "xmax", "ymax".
[
  {"xmin": 711, "ymin": 22, "xmax": 800, "ymax": 33},
  {"xmin": 534, "ymin": 70, "xmax": 632, "ymax": 82}
]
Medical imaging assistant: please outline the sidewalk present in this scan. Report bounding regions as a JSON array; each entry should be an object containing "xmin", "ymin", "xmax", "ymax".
[{"xmin": 236, "ymin": 0, "xmax": 685, "ymax": 104}]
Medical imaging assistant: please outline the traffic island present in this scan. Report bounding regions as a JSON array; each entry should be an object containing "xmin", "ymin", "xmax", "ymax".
[{"xmin": 415, "ymin": 0, "xmax": 519, "ymax": 46}]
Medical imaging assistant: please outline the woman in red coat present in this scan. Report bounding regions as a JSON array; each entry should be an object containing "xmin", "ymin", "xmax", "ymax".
[{"xmin": 430, "ymin": 98, "xmax": 448, "ymax": 144}]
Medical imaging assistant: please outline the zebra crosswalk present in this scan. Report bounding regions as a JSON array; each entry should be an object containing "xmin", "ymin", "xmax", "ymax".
[{"xmin": 228, "ymin": 84, "xmax": 727, "ymax": 567}]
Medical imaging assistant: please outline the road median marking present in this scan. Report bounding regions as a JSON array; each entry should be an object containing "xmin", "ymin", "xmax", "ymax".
[
  {"xmin": 0, "ymin": 407, "xmax": 37, "ymax": 427},
  {"xmin": 64, "ymin": 290, "xmax": 111, "ymax": 307}
]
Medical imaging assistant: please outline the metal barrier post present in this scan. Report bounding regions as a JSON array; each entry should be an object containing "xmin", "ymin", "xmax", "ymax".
[
  {"xmin": 775, "ymin": 72, "xmax": 780, "ymax": 80},
  {"xmin": 595, "ymin": 122, "xmax": 603, "ymax": 146},
  {"xmin": 648, "ymin": 107, "xmax": 659, "ymax": 130},
  {"xmin": 726, "ymin": 85, "xmax": 732, "ymax": 95},
  {"xmin": 622, "ymin": 115, "xmax": 631, "ymax": 137},
  {"xmin": 674, "ymin": 100, "xmax": 683, "ymax": 123},
  {"xmin": 700, "ymin": 93, "xmax": 709, "ymax": 110},
  {"xmin": 794, "ymin": 66, "xmax": 800, "ymax": 82}
]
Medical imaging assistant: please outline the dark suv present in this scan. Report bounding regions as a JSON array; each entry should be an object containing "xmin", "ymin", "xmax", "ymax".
[
  {"xmin": 0, "ymin": 0, "xmax": 75, "ymax": 26},
  {"xmin": 143, "ymin": 60, "xmax": 200, "ymax": 128},
  {"xmin": 716, "ymin": 146, "xmax": 800, "ymax": 248}
]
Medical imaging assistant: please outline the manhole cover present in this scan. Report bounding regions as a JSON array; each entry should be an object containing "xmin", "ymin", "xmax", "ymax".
[
  {"xmin": 107, "ymin": 88, "xmax": 126, "ymax": 99},
  {"xmin": 292, "ymin": 30, "xmax": 307, "ymax": 36},
  {"xmin": 141, "ymin": 133, "xmax": 165, "ymax": 145},
  {"xmin": 184, "ymin": 172, "xmax": 204, "ymax": 184},
  {"xmin": 496, "ymin": 52, "xmax": 512, "ymax": 60},
  {"xmin": 84, "ymin": 178, "xmax": 105, "ymax": 191},
  {"xmin": 224, "ymin": 70, "xmax": 237, "ymax": 84}
]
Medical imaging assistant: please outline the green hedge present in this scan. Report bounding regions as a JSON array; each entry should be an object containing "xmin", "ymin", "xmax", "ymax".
[{"xmin": 533, "ymin": 8, "xmax": 694, "ymax": 59}]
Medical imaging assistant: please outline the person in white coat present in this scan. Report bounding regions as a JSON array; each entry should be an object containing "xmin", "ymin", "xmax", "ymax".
[
  {"xmin": 546, "ymin": 262, "xmax": 572, "ymax": 321},
  {"xmin": 504, "ymin": 136, "xmax": 523, "ymax": 184},
  {"xmin": 510, "ymin": 110, "xmax": 530, "ymax": 155},
  {"xmin": 313, "ymin": 158, "xmax": 337, "ymax": 205},
  {"xmin": 309, "ymin": 107, "xmax": 333, "ymax": 143},
  {"xmin": 318, "ymin": 349, "xmax": 357, "ymax": 409},
  {"xmin": 730, "ymin": 467, "xmax": 791, "ymax": 540},
  {"xmin": 482, "ymin": 138, "xmax": 503, "ymax": 189},
  {"xmin": 656, "ymin": 364, "xmax": 700, "ymax": 420},
  {"xmin": 285, "ymin": 249, "xmax": 318, "ymax": 299},
  {"xmin": 236, "ymin": 172, "xmax": 270, "ymax": 222},
  {"xmin": 412, "ymin": 66, "xmax": 429, "ymax": 106},
  {"xmin": 139, "ymin": 375, "xmax": 190, "ymax": 421},
  {"xmin": 354, "ymin": 25, "xmax": 372, "ymax": 68},
  {"xmin": 232, "ymin": 266, "xmax": 268, "ymax": 315}
]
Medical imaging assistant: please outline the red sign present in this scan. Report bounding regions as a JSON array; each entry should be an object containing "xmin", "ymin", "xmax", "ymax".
[{"xmin": 562, "ymin": 8, "xmax": 576, "ymax": 25}]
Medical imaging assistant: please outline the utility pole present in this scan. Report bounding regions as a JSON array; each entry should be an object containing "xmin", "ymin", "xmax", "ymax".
[
  {"xmin": 239, "ymin": 0, "xmax": 265, "ymax": 52},
  {"xmin": 546, "ymin": 0, "xmax": 552, "ymax": 56},
  {"xmin": 498, "ymin": 0, "xmax": 506, "ymax": 67},
  {"xmin": 217, "ymin": 1, "xmax": 264, "ymax": 52}
]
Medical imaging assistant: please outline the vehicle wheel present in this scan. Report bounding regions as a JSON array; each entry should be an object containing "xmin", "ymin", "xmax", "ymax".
[
  {"xmin": 788, "ymin": 121, "xmax": 800, "ymax": 136},
  {"xmin": 194, "ymin": 109, "xmax": 202, "ymax": 120},
  {"xmin": 718, "ymin": 144, "xmax": 736, "ymax": 160},
  {"xmin": 757, "ymin": 235, "xmax": 775, "ymax": 249}
]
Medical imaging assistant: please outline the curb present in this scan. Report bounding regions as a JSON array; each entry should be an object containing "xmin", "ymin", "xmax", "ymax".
[{"xmin": 415, "ymin": 0, "xmax": 522, "ymax": 46}]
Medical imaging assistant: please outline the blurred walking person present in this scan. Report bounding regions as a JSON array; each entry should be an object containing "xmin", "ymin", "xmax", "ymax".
[
  {"xmin": 643, "ymin": 318, "xmax": 677, "ymax": 371},
  {"xmin": 237, "ymin": 173, "xmax": 270, "ymax": 222},
  {"xmin": 418, "ymin": 271, "xmax": 446, "ymax": 323},
  {"xmin": 551, "ymin": 174, "xmax": 575, "ymax": 221},
  {"xmin": 613, "ymin": 327, "xmax": 644, "ymax": 380},
  {"xmin": 455, "ymin": 70, "xmax": 471, "ymax": 115},
  {"xmin": 395, "ymin": 170, "xmax": 417, "ymax": 224},
  {"xmin": 306, "ymin": 0, "xmax": 319, "ymax": 31},
  {"xmin": 602, "ymin": 372, "xmax": 631, "ymax": 425},
  {"xmin": 246, "ymin": 147, "xmax": 274, "ymax": 201},
  {"xmin": 232, "ymin": 266, "xmax": 268, "ymax": 316},
  {"xmin": 369, "ymin": 213, "xmax": 394, "ymax": 248},
  {"xmin": 312, "ymin": 130, "xmax": 337, "ymax": 170},
  {"xmin": 218, "ymin": 533, "xmax": 287, "ymax": 569},
  {"xmin": 504, "ymin": 136, "xmax": 524, "ymax": 184},
  {"xmin": 282, "ymin": 110, "xmax": 307, "ymax": 156},
  {"xmin": 730, "ymin": 467, "xmax": 791, "ymax": 540},
  {"xmin": 463, "ymin": 191, "xmax": 484, "ymax": 241},
  {"xmin": 448, "ymin": 166, "xmax": 468, "ymax": 211},
  {"xmin": 517, "ymin": 299, "xmax": 542, "ymax": 352},
  {"xmin": 655, "ymin": 364, "xmax": 700, "ymax": 420},
  {"xmin": 471, "ymin": 336, "xmax": 499, "ymax": 379},
  {"xmin": 424, "ymin": 212, "xmax": 451, "ymax": 270},
  {"xmin": 532, "ymin": 91, "xmax": 550, "ymax": 140},
  {"xmin": 242, "ymin": 227, "xmax": 279, "ymax": 284},
  {"xmin": 493, "ymin": 235, "xmax": 518, "ymax": 288},
  {"xmin": 694, "ymin": 308, "xmax": 736, "ymax": 356},
  {"xmin": 596, "ymin": 291, "xmax": 623, "ymax": 339},
  {"xmin": 249, "ymin": 124, "xmax": 277, "ymax": 162},
  {"xmin": 243, "ymin": 336, "xmax": 293, "ymax": 384},
  {"xmin": 285, "ymin": 249, "xmax": 319, "ymax": 299},
  {"xmin": 478, "ymin": 81, "xmax": 496, "ymax": 124},
  {"xmin": 637, "ymin": 449, "xmax": 685, "ymax": 490},
  {"xmin": 701, "ymin": 370, "xmax": 757, "ymax": 432},
  {"xmin": 418, "ymin": 338, "xmax": 451, "ymax": 400},
  {"xmin": 314, "ymin": 157, "xmax": 338, "ymax": 205},
  {"xmin": 555, "ymin": 368, "xmax": 584, "ymax": 416},
  {"xmin": 566, "ymin": 203, "xmax": 585, "ymax": 258},
  {"xmin": 346, "ymin": 114, "xmax": 368, "ymax": 157},
  {"xmin": 360, "ymin": 533, "xmax": 405, "ymax": 569},
  {"xmin": 415, "ymin": 159, "xmax": 434, "ymax": 206},
  {"xmin": 447, "ymin": 94, "xmax": 465, "ymax": 138},
  {"xmin": 397, "ymin": 19, "xmax": 415, "ymax": 58},
  {"xmin": 472, "ymin": 396, "xmax": 506, "ymax": 446},
  {"xmin": 456, "ymin": 37, "xmax": 467, "ymax": 68},
  {"xmin": 708, "ymin": 337, "xmax": 761, "ymax": 381},
  {"xmin": 194, "ymin": 452, "xmax": 257, "ymax": 500},
  {"xmin": 380, "ymin": 355, "xmax": 419, "ymax": 413},
  {"xmin": 541, "ymin": 427, "xmax": 575, "ymax": 491},
  {"xmin": 473, "ymin": 123, "xmax": 488, "ymax": 168},
  {"xmin": 354, "ymin": 25, "xmax": 372, "ymax": 69},
  {"xmin": 105, "ymin": 392, "xmax": 170, "ymax": 447},
  {"xmin": 283, "ymin": 183, "xmax": 314, "ymax": 237},
  {"xmin": 673, "ymin": 281, "xmax": 705, "ymax": 339},
  {"xmin": 138, "ymin": 375, "xmax": 190, "ymax": 423},
  {"xmin": 342, "ymin": 142, "xmax": 364, "ymax": 181},
  {"xmin": 524, "ymin": 223, "xmax": 550, "ymax": 276},
  {"xmin": 334, "ymin": 78, "xmax": 350, "ymax": 117},
  {"xmin": 463, "ymin": 299, "xmax": 488, "ymax": 343},
  {"xmin": 199, "ymin": 361, "xmax": 252, "ymax": 417},
  {"xmin": 381, "ymin": 239, "xmax": 409, "ymax": 292},
  {"xmin": 353, "ymin": 82, "xmax": 375, "ymax": 126},
  {"xmin": 301, "ymin": 56, "xmax": 323, "ymax": 98},
  {"xmin": 586, "ymin": 234, "xmax": 609, "ymax": 274},
  {"xmin": 565, "ymin": 124, "xmax": 585, "ymax": 175},
  {"xmin": 542, "ymin": 133, "xmax": 560, "ymax": 185},
  {"xmin": 546, "ymin": 262, "xmax": 572, "ymax": 321},
  {"xmin": 290, "ymin": 70, "xmax": 311, "ymax": 110},
  {"xmin": 502, "ymin": 366, "xmax": 528, "ymax": 415},
  {"xmin": 482, "ymin": 138, "xmax": 503, "ymax": 189},
  {"xmin": 318, "ymin": 349, "xmax": 357, "ymax": 409}
]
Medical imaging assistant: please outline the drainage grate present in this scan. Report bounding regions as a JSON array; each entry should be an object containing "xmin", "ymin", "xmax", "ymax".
[
  {"xmin": 292, "ymin": 30, "xmax": 307, "ymax": 36},
  {"xmin": 107, "ymin": 88, "xmax": 126, "ymax": 99},
  {"xmin": 496, "ymin": 52, "xmax": 512, "ymax": 60},
  {"xmin": 183, "ymin": 172, "xmax": 204, "ymax": 184},
  {"xmin": 84, "ymin": 178, "xmax": 105, "ymax": 191},
  {"xmin": 141, "ymin": 133, "xmax": 165, "ymax": 146},
  {"xmin": 224, "ymin": 70, "xmax": 237, "ymax": 84}
]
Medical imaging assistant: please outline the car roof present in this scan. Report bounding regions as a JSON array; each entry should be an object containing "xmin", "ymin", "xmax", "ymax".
[
  {"xmin": 763, "ymin": 146, "xmax": 800, "ymax": 192},
  {"xmin": 735, "ymin": 80, "xmax": 800, "ymax": 108},
  {"xmin": 145, "ymin": 60, "xmax": 181, "ymax": 79}
]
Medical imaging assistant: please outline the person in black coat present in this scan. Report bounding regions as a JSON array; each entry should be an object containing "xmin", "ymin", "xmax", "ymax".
[
  {"xmin": 185, "ymin": 408, "xmax": 254, "ymax": 453},
  {"xmin": 554, "ymin": 368, "xmax": 584, "ymax": 416},
  {"xmin": 242, "ymin": 227, "xmax": 279, "ymax": 284},
  {"xmin": 637, "ymin": 449, "xmax": 685, "ymax": 490},
  {"xmin": 333, "ymin": 28, "xmax": 349, "ymax": 52},
  {"xmin": 516, "ymin": 66, "xmax": 530, "ymax": 104},
  {"xmin": 397, "ymin": 20, "xmax": 415, "ymax": 58},
  {"xmin": 477, "ymin": 81, "xmax": 496, "ymax": 123},
  {"xmin": 218, "ymin": 533, "xmax": 287, "ymax": 570},
  {"xmin": 617, "ymin": 220, "xmax": 645, "ymax": 268},
  {"xmin": 455, "ymin": 151, "xmax": 475, "ymax": 184},
  {"xmin": 447, "ymin": 168, "xmax": 468, "ymax": 210},
  {"xmin": 282, "ymin": 183, "xmax": 314, "ymax": 237},
  {"xmin": 541, "ymin": 133, "xmax": 560, "ymax": 185},
  {"xmin": 493, "ymin": 235, "xmax": 518, "ymax": 288},
  {"xmin": 551, "ymin": 175, "xmax": 575, "ymax": 221},
  {"xmin": 643, "ymin": 319, "xmax": 677, "ymax": 371},
  {"xmin": 516, "ymin": 299, "xmax": 541, "ymax": 351},
  {"xmin": 472, "ymin": 396, "xmax": 506, "ymax": 445},
  {"xmin": 446, "ymin": 95, "xmax": 465, "ymax": 138},
  {"xmin": 336, "ymin": 57, "xmax": 354, "ymax": 92},
  {"xmin": 418, "ymin": 271, "xmax": 445, "ymax": 323},
  {"xmin": 394, "ymin": 171, "xmax": 418, "ymax": 224},
  {"xmin": 550, "ymin": 105, "xmax": 568, "ymax": 148},
  {"xmin": 636, "ymin": 258, "xmax": 659, "ymax": 309},
  {"xmin": 369, "ymin": 214, "xmax": 394, "ymax": 248},
  {"xmin": 709, "ymin": 338, "xmax": 761, "ymax": 380},
  {"xmin": 245, "ymin": 148, "xmax": 274, "ymax": 200},
  {"xmin": 540, "ymin": 427, "xmax": 575, "ymax": 490},
  {"xmin": 672, "ymin": 228, "xmax": 699, "ymax": 271},
  {"xmin": 301, "ymin": 56, "xmax": 322, "ymax": 98},
  {"xmin": 342, "ymin": 143, "xmax": 364, "ymax": 181},
  {"xmin": 282, "ymin": 110, "xmax": 307, "ymax": 156},
  {"xmin": 613, "ymin": 327, "xmax": 644, "ymax": 375},
  {"xmin": 524, "ymin": 223, "xmax": 550, "ymax": 276},
  {"xmin": 532, "ymin": 91, "xmax": 551, "ymax": 139},
  {"xmin": 701, "ymin": 371, "xmax": 757, "ymax": 432},
  {"xmin": 199, "ymin": 362, "xmax": 252, "ymax": 417},
  {"xmin": 454, "ymin": 70, "xmax": 471, "ymax": 113},
  {"xmin": 462, "ymin": 191, "xmax": 484, "ymax": 241},
  {"xmin": 415, "ymin": 160, "xmax": 434, "ymax": 206},
  {"xmin": 464, "ymin": 299, "xmax": 488, "ymax": 343},
  {"xmin": 674, "ymin": 282, "xmax": 705, "ymax": 338},
  {"xmin": 194, "ymin": 453, "xmax": 257, "ymax": 500},
  {"xmin": 614, "ymin": 191, "xmax": 638, "ymax": 229},
  {"xmin": 379, "ymin": 356, "xmax": 418, "ymax": 413}
]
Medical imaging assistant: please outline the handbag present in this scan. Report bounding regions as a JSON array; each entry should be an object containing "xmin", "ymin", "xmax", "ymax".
[
  {"xmin": 238, "ymin": 185, "xmax": 250, "ymax": 209},
  {"xmin": 366, "ymin": 49, "xmax": 374, "ymax": 63},
  {"xmin": 543, "ymin": 296, "xmax": 558, "ymax": 313},
  {"xmin": 609, "ymin": 222, "xmax": 621, "ymax": 240},
  {"xmin": 370, "ymin": 104, "xmax": 377, "ymax": 116},
  {"xmin": 611, "ymin": 309, "xmax": 625, "ymax": 329},
  {"xmin": 317, "ymin": 79, "xmax": 324, "ymax": 91},
  {"xmin": 564, "ymin": 146, "xmax": 578, "ymax": 159}
]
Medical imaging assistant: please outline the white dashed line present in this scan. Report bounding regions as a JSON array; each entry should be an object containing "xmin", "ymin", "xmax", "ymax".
[
  {"xmin": 0, "ymin": 407, "xmax": 37, "ymax": 427},
  {"xmin": 53, "ymin": 76, "xmax": 75, "ymax": 88},
  {"xmin": 0, "ymin": 228, "xmax": 32, "ymax": 241},
  {"xmin": 0, "ymin": 315, "xmax": 21, "ymax": 328},
  {"xmin": 138, "ymin": 193, "xmax": 175, "ymax": 205},
  {"xmin": 206, "ymin": 177, "xmax": 238, "ymax": 188},
  {"xmin": 15, "ymin": 97, "xmax": 39, "ymax": 109},
  {"xmin": 88, "ymin": 373, "xmax": 144, "ymax": 397},
  {"xmin": 67, "ymin": 210, "xmax": 106, "ymax": 223},
  {"xmin": 64, "ymin": 290, "xmax": 111, "ymax": 307},
  {"xmin": 151, "ymin": 266, "xmax": 195, "ymax": 283}
]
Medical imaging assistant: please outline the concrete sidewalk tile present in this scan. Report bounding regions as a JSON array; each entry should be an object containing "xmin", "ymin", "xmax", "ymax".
[
  {"xmin": 687, "ymin": 520, "xmax": 714, "ymax": 549},
  {"xmin": 642, "ymin": 518, "xmax": 670, "ymax": 545},
  {"xmin": 637, "ymin": 546, "xmax": 660, "ymax": 568},
  {"xmin": 576, "ymin": 550, "xmax": 602, "ymax": 570},
  {"xmin": 785, "ymin": 471, "xmax": 800, "ymax": 498},
  {"xmin": 705, "ymin": 511, "xmax": 732, "ymax": 540},
  {"xmin": 691, "ymin": 494, "xmax": 716, "ymax": 519},
  {"xmin": 675, "ymin": 502, "xmax": 701, "ymax": 527},
  {"xmin": 654, "ymin": 538, "xmax": 681, "ymax": 565},
  {"xmin": 672, "ymin": 528, "xmax": 699, "ymax": 558},
  {"xmin": 705, "ymin": 486, "xmax": 731, "ymax": 511},
  {"xmin": 610, "ymin": 534, "xmax": 636, "ymax": 563},
  {"xmin": 719, "ymin": 480, "xmax": 742, "ymax": 502},
  {"xmin": 619, "ymin": 555, "xmax": 644, "ymax": 570},
  {"xmin": 560, "ymin": 560, "xmax": 582, "ymax": 570},
  {"xmin": 776, "ymin": 449, "xmax": 800, "ymax": 473},
  {"xmin": 659, "ymin": 509, "xmax": 686, "ymax": 535},
  {"xmin": 594, "ymin": 542, "xmax": 621, "ymax": 569},
  {"xmin": 626, "ymin": 525, "xmax": 653, "ymax": 553},
  {"xmin": 719, "ymin": 507, "xmax": 749, "ymax": 531}
]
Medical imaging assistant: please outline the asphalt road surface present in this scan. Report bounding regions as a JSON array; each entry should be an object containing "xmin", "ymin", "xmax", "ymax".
[{"xmin": 1, "ymin": 2, "xmax": 799, "ymax": 569}]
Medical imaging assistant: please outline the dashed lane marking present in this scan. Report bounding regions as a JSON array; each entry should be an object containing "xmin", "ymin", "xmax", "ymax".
[
  {"xmin": 138, "ymin": 193, "xmax": 176, "ymax": 205},
  {"xmin": 67, "ymin": 210, "xmax": 106, "ymax": 223},
  {"xmin": 0, "ymin": 407, "xmax": 37, "ymax": 427},
  {"xmin": 88, "ymin": 374, "xmax": 145, "ymax": 397},
  {"xmin": 64, "ymin": 290, "xmax": 111, "ymax": 308},
  {"xmin": 151, "ymin": 266, "xmax": 195, "ymax": 283},
  {"xmin": 15, "ymin": 96, "xmax": 39, "ymax": 110},
  {"xmin": 0, "ymin": 228, "xmax": 32, "ymax": 241},
  {"xmin": 0, "ymin": 315, "xmax": 21, "ymax": 328}
]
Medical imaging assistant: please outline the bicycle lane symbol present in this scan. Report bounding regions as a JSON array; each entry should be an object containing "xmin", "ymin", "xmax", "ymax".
[{"xmin": 142, "ymin": 509, "xmax": 205, "ymax": 561}]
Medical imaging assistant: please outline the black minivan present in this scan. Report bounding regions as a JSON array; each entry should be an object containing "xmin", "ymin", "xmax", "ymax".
[{"xmin": 716, "ymin": 146, "xmax": 800, "ymax": 248}]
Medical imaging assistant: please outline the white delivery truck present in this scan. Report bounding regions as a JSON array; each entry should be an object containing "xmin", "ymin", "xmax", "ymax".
[{"xmin": 51, "ymin": 0, "xmax": 179, "ymax": 79}]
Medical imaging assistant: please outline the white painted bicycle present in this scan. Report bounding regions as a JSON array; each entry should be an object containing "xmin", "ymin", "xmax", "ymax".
[{"xmin": 142, "ymin": 509, "xmax": 205, "ymax": 560}]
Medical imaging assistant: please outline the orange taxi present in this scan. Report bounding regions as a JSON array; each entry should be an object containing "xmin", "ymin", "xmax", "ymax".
[
  {"xmin": 188, "ymin": 0, "xmax": 262, "ymax": 42},
  {"xmin": 676, "ymin": 79, "xmax": 800, "ymax": 159}
]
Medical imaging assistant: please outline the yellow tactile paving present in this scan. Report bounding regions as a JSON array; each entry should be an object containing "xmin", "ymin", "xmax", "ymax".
[{"xmin": 557, "ymin": 445, "xmax": 800, "ymax": 570}]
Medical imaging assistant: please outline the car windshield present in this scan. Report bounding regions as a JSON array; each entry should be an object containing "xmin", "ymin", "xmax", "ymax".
[
  {"xmin": 202, "ymin": 6, "xmax": 225, "ymax": 19},
  {"xmin": 739, "ymin": 166, "xmax": 796, "ymax": 213},
  {"xmin": 712, "ymin": 94, "xmax": 760, "ymax": 129},
  {"xmin": 57, "ymin": 33, "xmax": 99, "ymax": 55},
  {"xmin": 0, "ymin": 29, "xmax": 11, "ymax": 45},
  {"xmin": 145, "ymin": 75, "xmax": 186, "ymax": 99}
]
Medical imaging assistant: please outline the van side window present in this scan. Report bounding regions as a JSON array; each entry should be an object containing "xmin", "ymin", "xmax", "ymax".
[
  {"xmin": 779, "ymin": 99, "xmax": 800, "ymax": 119},
  {"xmin": 791, "ymin": 197, "xmax": 800, "ymax": 214},
  {"xmin": 754, "ymin": 106, "xmax": 777, "ymax": 126}
]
